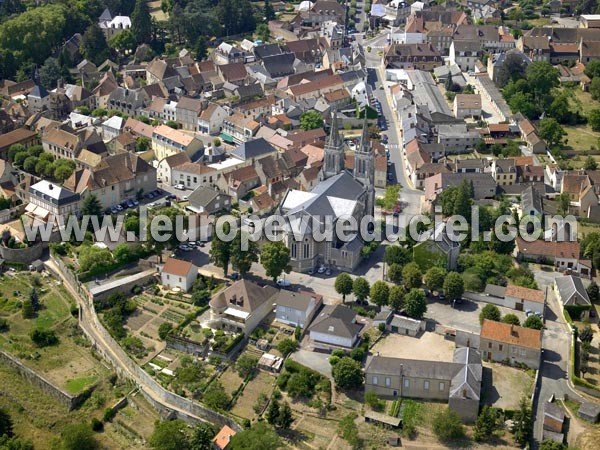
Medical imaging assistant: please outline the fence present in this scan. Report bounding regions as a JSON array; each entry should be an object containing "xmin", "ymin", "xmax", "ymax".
[{"xmin": 47, "ymin": 255, "xmax": 242, "ymax": 431}]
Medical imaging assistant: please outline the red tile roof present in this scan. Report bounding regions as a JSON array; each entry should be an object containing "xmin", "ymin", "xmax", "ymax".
[{"xmin": 481, "ymin": 320, "xmax": 542, "ymax": 349}]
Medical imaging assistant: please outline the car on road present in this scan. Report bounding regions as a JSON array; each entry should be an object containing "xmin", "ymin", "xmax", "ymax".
[
  {"xmin": 182, "ymin": 196, "xmax": 189, "ymax": 201},
  {"xmin": 175, "ymin": 184, "xmax": 185, "ymax": 190},
  {"xmin": 387, "ymin": 159, "xmax": 392, "ymax": 167},
  {"xmin": 115, "ymin": 204, "xmax": 123, "ymax": 211},
  {"xmin": 276, "ymin": 278, "xmax": 291, "ymax": 287},
  {"xmin": 147, "ymin": 192, "xmax": 155, "ymax": 199},
  {"xmin": 104, "ymin": 208, "xmax": 112, "ymax": 215},
  {"xmin": 388, "ymin": 172, "xmax": 393, "ymax": 181},
  {"xmin": 166, "ymin": 194, "xmax": 177, "ymax": 200}
]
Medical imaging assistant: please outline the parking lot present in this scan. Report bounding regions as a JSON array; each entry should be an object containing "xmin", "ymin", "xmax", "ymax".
[
  {"xmin": 371, "ymin": 331, "xmax": 456, "ymax": 362},
  {"xmin": 425, "ymin": 297, "xmax": 527, "ymax": 334}
]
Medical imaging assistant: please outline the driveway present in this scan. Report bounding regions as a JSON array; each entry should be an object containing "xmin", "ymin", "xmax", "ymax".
[{"xmin": 290, "ymin": 349, "xmax": 332, "ymax": 378}]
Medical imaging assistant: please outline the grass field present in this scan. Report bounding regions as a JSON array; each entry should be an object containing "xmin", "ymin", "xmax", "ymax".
[
  {"xmin": 564, "ymin": 125, "xmax": 600, "ymax": 153},
  {"xmin": 231, "ymin": 371, "xmax": 277, "ymax": 419},
  {"xmin": 0, "ymin": 272, "xmax": 109, "ymax": 394}
]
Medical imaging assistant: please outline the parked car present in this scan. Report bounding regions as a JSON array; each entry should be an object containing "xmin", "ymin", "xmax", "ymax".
[
  {"xmin": 110, "ymin": 207, "xmax": 119, "ymax": 214},
  {"xmin": 104, "ymin": 208, "xmax": 112, "ymax": 215},
  {"xmin": 175, "ymin": 184, "xmax": 185, "ymax": 190},
  {"xmin": 276, "ymin": 278, "xmax": 291, "ymax": 287},
  {"xmin": 182, "ymin": 196, "xmax": 189, "ymax": 201}
]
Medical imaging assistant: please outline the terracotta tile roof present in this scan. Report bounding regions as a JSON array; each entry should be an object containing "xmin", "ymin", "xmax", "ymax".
[
  {"xmin": 454, "ymin": 94, "xmax": 481, "ymax": 109},
  {"xmin": 212, "ymin": 425, "xmax": 237, "ymax": 450},
  {"xmin": 324, "ymin": 88, "xmax": 350, "ymax": 102},
  {"xmin": 562, "ymin": 174, "xmax": 590, "ymax": 195},
  {"xmin": 516, "ymin": 238, "xmax": 580, "ymax": 260},
  {"xmin": 153, "ymin": 124, "xmax": 197, "ymax": 146},
  {"xmin": 480, "ymin": 319, "xmax": 542, "ymax": 349},
  {"xmin": 288, "ymin": 74, "xmax": 344, "ymax": 96},
  {"xmin": 510, "ymin": 156, "xmax": 535, "ymax": 167},
  {"xmin": 488, "ymin": 124, "xmax": 510, "ymax": 132},
  {"xmin": 162, "ymin": 257, "xmax": 195, "ymax": 277},
  {"xmin": 0, "ymin": 128, "xmax": 37, "ymax": 149},
  {"xmin": 505, "ymin": 285, "xmax": 545, "ymax": 304},
  {"xmin": 173, "ymin": 161, "xmax": 215, "ymax": 175}
]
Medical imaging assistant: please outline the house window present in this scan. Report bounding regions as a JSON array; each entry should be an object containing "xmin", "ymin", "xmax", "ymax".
[
  {"xmin": 499, "ymin": 344, "xmax": 503, "ymax": 351},
  {"xmin": 372, "ymin": 376, "xmax": 378, "ymax": 385},
  {"xmin": 385, "ymin": 377, "xmax": 391, "ymax": 387},
  {"xmin": 488, "ymin": 342, "xmax": 492, "ymax": 349},
  {"xmin": 166, "ymin": 275, "xmax": 170, "ymax": 279},
  {"xmin": 424, "ymin": 381, "xmax": 429, "ymax": 390},
  {"xmin": 404, "ymin": 378, "xmax": 410, "ymax": 389},
  {"xmin": 439, "ymin": 382, "xmax": 445, "ymax": 391},
  {"xmin": 291, "ymin": 243, "xmax": 297, "ymax": 258}
]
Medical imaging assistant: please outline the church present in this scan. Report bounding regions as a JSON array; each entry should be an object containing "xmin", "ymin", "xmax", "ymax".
[{"xmin": 279, "ymin": 111, "xmax": 376, "ymax": 273}]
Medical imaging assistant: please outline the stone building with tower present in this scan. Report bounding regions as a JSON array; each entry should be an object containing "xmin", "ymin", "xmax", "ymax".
[{"xmin": 278, "ymin": 111, "xmax": 375, "ymax": 273}]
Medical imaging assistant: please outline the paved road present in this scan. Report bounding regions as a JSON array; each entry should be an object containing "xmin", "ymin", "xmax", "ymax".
[{"xmin": 531, "ymin": 269, "xmax": 584, "ymax": 447}]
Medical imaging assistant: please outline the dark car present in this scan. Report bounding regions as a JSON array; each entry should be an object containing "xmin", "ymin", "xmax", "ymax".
[{"xmin": 104, "ymin": 208, "xmax": 112, "ymax": 215}]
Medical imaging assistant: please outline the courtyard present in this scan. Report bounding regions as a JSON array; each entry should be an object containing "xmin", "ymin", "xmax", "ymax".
[
  {"xmin": 481, "ymin": 360, "xmax": 535, "ymax": 410},
  {"xmin": 370, "ymin": 331, "xmax": 455, "ymax": 362}
]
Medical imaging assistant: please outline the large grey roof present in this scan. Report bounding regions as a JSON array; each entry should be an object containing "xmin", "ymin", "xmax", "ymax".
[
  {"xmin": 188, "ymin": 186, "xmax": 226, "ymax": 208},
  {"xmin": 231, "ymin": 138, "xmax": 276, "ymax": 161},
  {"xmin": 522, "ymin": 185, "xmax": 543, "ymax": 213},
  {"xmin": 275, "ymin": 291, "xmax": 320, "ymax": 311},
  {"xmin": 555, "ymin": 275, "xmax": 591, "ymax": 306},
  {"xmin": 309, "ymin": 305, "xmax": 362, "ymax": 339},
  {"xmin": 449, "ymin": 348, "xmax": 482, "ymax": 401}
]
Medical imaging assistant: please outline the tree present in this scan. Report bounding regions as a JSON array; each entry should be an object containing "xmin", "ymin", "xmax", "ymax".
[
  {"xmin": 209, "ymin": 223, "xmax": 232, "ymax": 277},
  {"xmin": 39, "ymin": 57, "xmax": 62, "ymax": 90},
  {"xmin": 523, "ymin": 315, "xmax": 543, "ymax": 330},
  {"xmin": 332, "ymin": 357, "xmax": 364, "ymax": 390},
  {"xmin": 402, "ymin": 262, "xmax": 422, "ymax": 290},
  {"xmin": 60, "ymin": 423, "xmax": 99, "ymax": 450},
  {"xmin": 81, "ymin": 23, "xmax": 109, "ymax": 65},
  {"xmin": 512, "ymin": 397, "xmax": 532, "ymax": 447},
  {"xmin": 264, "ymin": 0, "xmax": 275, "ymax": 20},
  {"xmin": 557, "ymin": 192, "xmax": 571, "ymax": 215},
  {"xmin": 587, "ymin": 280, "xmax": 599, "ymax": 302},
  {"xmin": 591, "ymin": 77, "xmax": 600, "ymax": 101},
  {"xmin": 480, "ymin": 304, "xmax": 501, "ymax": 324},
  {"xmin": 335, "ymin": 273, "xmax": 353, "ymax": 303},
  {"xmin": 379, "ymin": 185, "xmax": 401, "ymax": 211},
  {"xmin": 256, "ymin": 23, "xmax": 270, "ymax": 43},
  {"xmin": 338, "ymin": 413, "xmax": 361, "ymax": 449},
  {"xmin": 364, "ymin": 390, "xmax": 385, "ymax": 411},
  {"xmin": 231, "ymin": 231, "xmax": 258, "ymax": 276},
  {"xmin": 158, "ymin": 322, "xmax": 173, "ymax": 340},
  {"xmin": 539, "ymin": 440, "xmax": 567, "ymax": 450},
  {"xmin": 388, "ymin": 285, "xmax": 405, "ymax": 310},
  {"xmin": 585, "ymin": 59, "xmax": 600, "ymax": 78},
  {"xmin": 387, "ymin": 263, "xmax": 403, "ymax": 284},
  {"xmin": 277, "ymin": 338, "xmax": 298, "ymax": 356},
  {"xmin": 136, "ymin": 137, "xmax": 151, "ymax": 152},
  {"xmin": 473, "ymin": 405, "xmax": 501, "ymax": 442},
  {"xmin": 0, "ymin": 407, "xmax": 13, "ymax": 438},
  {"xmin": 404, "ymin": 288, "xmax": 427, "ymax": 319},
  {"xmin": 539, "ymin": 117, "xmax": 564, "ymax": 148},
  {"xmin": 502, "ymin": 314, "xmax": 521, "ymax": 326},
  {"xmin": 266, "ymin": 399, "xmax": 280, "ymax": 425},
  {"xmin": 132, "ymin": 0, "xmax": 152, "ymax": 44},
  {"xmin": 584, "ymin": 155, "xmax": 599, "ymax": 171},
  {"xmin": 526, "ymin": 61, "xmax": 559, "ymax": 108},
  {"xmin": 277, "ymin": 401, "xmax": 293, "ymax": 429},
  {"xmin": 352, "ymin": 277, "xmax": 370, "ymax": 303},
  {"xmin": 424, "ymin": 267, "xmax": 446, "ymax": 293},
  {"xmin": 29, "ymin": 288, "xmax": 39, "ymax": 311},
  {"xmin": 109, "ymin": 29, "xmax": 136, "ymax": 54},
  {"xmin": 228, "ymin": 422, "xmax": 281, "ymax": 450},
  {"xmin": 260, "ymin": 241, "xmax": 291, "ymax": 282},
  {"xmin": 300, "ymin": 111, "xmax": 324, "ymax": 131},
  {"xmin": 30, "ymin": 328, "xmax": 58, "ymax": 347},
  {"xmin": 432, "ymin": 409, "xmax": 465, "ymax": 441},
  {"xmin": 149, "ymin": 419, "xmax": 189, "ymax": 450},
  {"xmin": 203, "ymin": 382, "xmax": 231, "ymax": 411},
  {"xmin": 370, "ymin": 281, "xmax": 390, "ymax": 307},
  {"xmin": 443, "ymin": 271, "xmax": 464, "ymax": 301},
  {"xmin": 579, "ymin": 325, "xmax": 594, "ymax": 343},
  {"xmin": 189, "ymin": 422, "xmax": 216, "ymax": 450},
  {"xmin": 21, "ymin": 299, "xmax": 33, "ymax": 319},
  {"xmin": 82, "ymin": 194, "xmax": 103, "ymax": 219},
  {"xmin": 384, "ymin": 245, "xmax": 411, "ymax": 266}
]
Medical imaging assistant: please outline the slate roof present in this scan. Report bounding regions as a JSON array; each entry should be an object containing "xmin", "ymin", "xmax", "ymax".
[
  {"xmin": 275, "ymin": 290, "xmax": 322, "ymax": 311},
  {"xmin": 210, "ymin": 279, "xmax": 278, "ymax": 313},
  {"xmin": 231, "ymin": 138, "xmax": 276, "ymax": 161},
  {"xmin": 449, "ymin": 347, "xmax": 482, "ymax": 401},
  {"xmin": 188, "ymin": 186, "xmax": 227, "ymax": 208},
  {"xmin": 555, "ymin": 275, "xmax": 591, "ymax": 306},
  {"xmin": 309, "ymin": 305, "xmax": 362, "ymax": 339}
]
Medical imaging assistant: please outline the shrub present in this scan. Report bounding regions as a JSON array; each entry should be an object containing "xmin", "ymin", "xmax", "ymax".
[
  {"xmin": 30, "ymin": 328, "xmax": 58, "ymax": 347},
  {"xmin": 91, "ymin": 418, "xmax": 104, "ymax": 432},
  {"xmin": 432, "ymin": 409, "xmax": 465, "ymax": 441}
]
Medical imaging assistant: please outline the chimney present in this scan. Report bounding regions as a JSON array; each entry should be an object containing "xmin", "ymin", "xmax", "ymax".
[{"xmin": 48, "ymin": 184, "xmax": 54, "ymax": 190}]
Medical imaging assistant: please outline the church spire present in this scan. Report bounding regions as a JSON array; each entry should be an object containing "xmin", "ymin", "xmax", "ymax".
[
  {"xmin": 354, "ymin": 114, "xmax": 375, "ymax": 217},
  {"xmin": 358, "ymin": 114, "xmax": 370, "ymax": 154},
  {"xmin": 320, "ymin": 108, "xmax": 344, "ymax": 180}
]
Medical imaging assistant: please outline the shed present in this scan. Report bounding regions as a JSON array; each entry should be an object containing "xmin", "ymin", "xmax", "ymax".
[
  {"xmin": 578, "ymin": 401, "xmax": 600, "ymax": 423},
  {"xmin": 543, "ymin": 402, "xmax": 565, "ymax": 433},
  {"xmin": 28, "ymin": 259, "xmax": 44, "ymax": 272},
  {"xmin": 364, "ymin": 410, "xmax": 402, "ymax": 429},
  {"xmin": 387, "ymin": 314, "xmax": 422, "ymax": 336}
]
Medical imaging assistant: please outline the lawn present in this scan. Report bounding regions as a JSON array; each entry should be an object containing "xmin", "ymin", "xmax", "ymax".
[
  {"xmin": 231, "ymin": 371, "xmax": 277, "ymax": 420},
  {"xmin": 64, "ymin": 375, "xmax": 98, "ymax": 394},
  {"xmin": 218, "ymin": 365, "xmax": 244, "ymax": 396},
  {"xmin": 563, "ymin": 125, "xmax": 600, "ymax": 153}
]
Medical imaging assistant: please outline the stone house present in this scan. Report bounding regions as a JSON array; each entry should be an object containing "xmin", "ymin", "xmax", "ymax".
[{"xmin": 480, "ymin": 320, "xmax": 542, "ymax": 369}]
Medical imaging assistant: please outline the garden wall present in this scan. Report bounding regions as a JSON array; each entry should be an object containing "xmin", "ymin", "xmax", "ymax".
[
  {"xmin": 0, "ymin": 242, "xmax": 43, "ymax": 264},
  {"xmin": 0, "ymin": 350, "xmax": 96, "ymax": 410}
]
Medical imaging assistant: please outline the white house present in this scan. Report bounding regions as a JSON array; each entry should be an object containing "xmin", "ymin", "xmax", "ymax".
[
  {"xmin": 308, "ymin": 305, "xmax": 363, "ymax": 349},
  {"xmin": 275, "ymin": 290, "xmax": 323, "ymax": 328},
  {"xmin": 198, "ymin": 103, "xmax": 227, "ymax": 135},
  {"xmin": 160, "ymin": 258, "xmax": 198, "ymax": 292},
  {"xmin": 26, "ymin": 180, "xmax": 81, "ymax": 224}
]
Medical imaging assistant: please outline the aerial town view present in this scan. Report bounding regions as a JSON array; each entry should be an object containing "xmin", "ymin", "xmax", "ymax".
[{"xmin": 2, "ymin": 0, "xmax": 600, "ymax": 449}]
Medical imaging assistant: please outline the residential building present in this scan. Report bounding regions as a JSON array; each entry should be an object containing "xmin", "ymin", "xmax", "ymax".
[
  {"xmin": 26, "ymin": 180, "xmax": 81, "ymax": 224},
  {"xmin": 492, "ymin": 159, "xmax": 517, "ymax": 185},
  {"xmin": 308, "ymin": 305, "xmax": 363, "ymax": 349},
  {"xmin": 208, "ymin": 280, "xmax": 278, "ymax": 336},
  {"xmin": 186, "ymin": 186, "xmax": 231, "ymax": 214},
  {"xmin": 160, "ymin": 258, "xmax": 198, "ymax": 292},
  {"xmin": 172, "ymin": 162, "xmax": 217, "ymax": 190},
  {"xmin": 364, "ymin": 347, "xmax": 482, "ymax": 423},
  {"xmin": 514, "ymin": 238, "xmax": 582, "ymax": 272},
  {"xmin": 483, "ymin": 284, "xmax": 545, "ymax": 315},
  {"xmin": 156, "ymin": 153, "xmax": 191, "ymax": 185},
  {"xmin": 383, "ymin": 43, "xmax": 443, "ymax": 70},
  {"xmin": 175, "ymin": 97, "xmax": 204, "ymax": 131},
  {"xmin": 554, "ymin": 275, "xmax": 592, "ymax": 319},
  {"xmin": 221, "ymin": 113, "xmax": 260, "ymax": 144},
  {"xmin": 0, "ymin": 128, "xmax": 40, "ymax": 160},
  {"xmin": 275, "ymin": 290, "xmax": 323, "ymax": 328},
  {"xmin": 453, "ymin": 94, "xmax": 482, "ymax": 119},
  {"xmin": 151, "ymin": 124, "xmax": 204, "ymax": 161},
  {"xmin": 212, "ymin": 425, "xmax": 237, "ymax": 450},
  {"xmin": 449, "ymin": 40, "xmax": 481, "ymax": 71},
  {"xmin": 198, "ymin": 103, "xmax": 227, "ymax": 135},
  {"xmin": 480, "ymin": 320, "xmax": 542, "ymax": 369}
]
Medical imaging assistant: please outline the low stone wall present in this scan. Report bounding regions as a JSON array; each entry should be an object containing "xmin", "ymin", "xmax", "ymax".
[
  {"xmin": 0, "ymin": 350, "xmax": 96, "ymax": 410},
  {"xmin": 89, "ymin": 269, "xmax": 158, "ymax": 302},
  {"xmin": 166, "ymin": 336, "xmax": 209, "ymax": 357},
  {"xmin": 0, "ymin": 242, "xmax": 43, "ymax": 264}
]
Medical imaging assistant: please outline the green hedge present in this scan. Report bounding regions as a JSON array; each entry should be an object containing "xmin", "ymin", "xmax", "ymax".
[{"xmin": 565, "ymin": 305, "xmax": 591, "ymax": 321}]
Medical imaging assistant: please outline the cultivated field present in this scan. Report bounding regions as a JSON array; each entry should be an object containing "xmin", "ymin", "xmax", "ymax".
[{"xmin": 231, "ymin": 370, "xmax": 277, "ymax": 419}]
